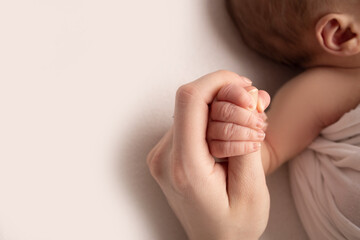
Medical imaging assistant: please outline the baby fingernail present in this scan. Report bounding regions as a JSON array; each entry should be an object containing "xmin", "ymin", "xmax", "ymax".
[
  {"xmin": 248, "ymin": 102, "xmax": 256, "ymax": 111},
  {"xmin": 253, "ymin": 142, "xmax": 261, "ymax": 150},
  {"xmin": 257, "ymin": 130, "xmax": 266, "ymax": 139},
  {"xmin": 256, "ymin": 118, "xmax": 265, "ymax": 129}
]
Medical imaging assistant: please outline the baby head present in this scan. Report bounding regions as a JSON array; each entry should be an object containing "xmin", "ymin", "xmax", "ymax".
[{"xmin": 226, "ymin": 0, "xmax": 360, "ymax": 68}]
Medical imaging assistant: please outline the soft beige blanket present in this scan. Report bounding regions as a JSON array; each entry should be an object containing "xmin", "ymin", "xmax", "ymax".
[{"xmin": 289, "ymin": 104, "xmax": 360, "ymax": 240}]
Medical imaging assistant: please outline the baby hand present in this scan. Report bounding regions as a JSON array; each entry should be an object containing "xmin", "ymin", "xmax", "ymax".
[{"xmin": 207, "ymin": 82, "xmax": 270, "ymax": 158}]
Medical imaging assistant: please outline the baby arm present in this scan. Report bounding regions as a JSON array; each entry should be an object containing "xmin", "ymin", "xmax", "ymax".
[
  {"xmin": 262, "ymin": 67, "xmax": 360, "ymax": 174},
  {"xmin": 260, "ymin": 75, "xmax": 324, "ymax": 174},
  {"xmin": 207, "ymin": 69, "xmax": 348, "ymax": 174}
]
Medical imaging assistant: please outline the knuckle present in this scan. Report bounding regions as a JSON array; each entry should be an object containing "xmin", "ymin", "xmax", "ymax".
[
  {"xmin": 146, "ymin": 148, "xmax": 163, "ymax": 179},
  {"xmin": 214, "ymin": 69, "xmax": 235, "ymax": 78},
  {"xmin": 220, "ymin": 103, "xmax": 234, "ymax": 121},
  {"xmin": 175, "ymin": 84, "xmax": 199, "ymax": 104},
  {"xmin": 242, "ymin": 94, "xmax": 253, "ymax": 108},
  {"xmin": 219, "ymin": 83, "xmax": 233, "ymax": 100},
  {"xmin": 244, "ymin": 112, "xmax": 254, "ymax": 126},
  {"xmin": 245, "ymin": 128, "xmax": 253, "ymax": 139},
  {"xmin": 224, "ymin": 123, "xmax": 236, "ymax": 139}
]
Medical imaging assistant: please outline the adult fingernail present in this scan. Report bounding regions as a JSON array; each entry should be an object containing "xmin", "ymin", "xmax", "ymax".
[
  {"xmin": 248, "ymin": 87, "xmax": 258, "ymax": 94},
  {"xmin": 243, "ymin": 77, "xmax": 252, "ymax": 84},
  {"xmin": 257, "ymin": 98, "xmax": 265, "ymax": 113}
]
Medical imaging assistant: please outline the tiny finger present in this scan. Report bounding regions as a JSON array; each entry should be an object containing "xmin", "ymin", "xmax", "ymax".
[
  {"xmin": 209, "ymin": 140, "xmax": 261, "ymax": 158},
  {"xmin": 216, "ymin": 83, "xmax": 255, "ymax": 110},
  {"xmin": 207, "ymin": 122, "xmax": 266, "ymax": 141},
  {"xmin": 210, "ymin": 101, "xmax": 265, "ymax": 130}
]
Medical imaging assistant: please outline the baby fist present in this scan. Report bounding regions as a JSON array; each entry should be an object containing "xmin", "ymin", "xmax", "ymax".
[{"xmin": 207, "ymin": 82, "xmax": 270, "ymax": 158}]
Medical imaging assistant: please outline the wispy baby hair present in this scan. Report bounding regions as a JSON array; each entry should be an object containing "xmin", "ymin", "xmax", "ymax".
[{"xmin": 226, "ymin": 0, "xmax": 337, "ymax": 66}]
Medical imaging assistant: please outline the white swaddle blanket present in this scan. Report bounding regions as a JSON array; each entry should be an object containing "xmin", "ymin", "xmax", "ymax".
[{"xmin": 289, "ymin": 104, "xmax": 360, "ymax": 240}]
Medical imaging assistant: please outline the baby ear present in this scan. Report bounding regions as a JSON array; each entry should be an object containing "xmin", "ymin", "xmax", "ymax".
[{"xmin": 316, "ymin": 13, "xmax": 360, "ymax": 56}]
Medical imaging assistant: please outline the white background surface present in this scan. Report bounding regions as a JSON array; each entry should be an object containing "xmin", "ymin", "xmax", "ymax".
[{"xmin": 0, "ymin": 0, "xmax": 308, "ymax": 239}]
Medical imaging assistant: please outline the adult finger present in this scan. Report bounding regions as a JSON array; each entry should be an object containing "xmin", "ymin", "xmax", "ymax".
[
  {"xmin": 216, "ymin": 82, "xmax": 256, "ymax": 110},
  {"xmin": 173, "ymin": 70, "xmax": 252, "ymax": 171},
  {"xmin": 227, "ymin": 151, "xmax": 270, "ymax": 210},
  {"xmin": 257, "ymin": 90, "xmax": 271, "ymax": 113}
]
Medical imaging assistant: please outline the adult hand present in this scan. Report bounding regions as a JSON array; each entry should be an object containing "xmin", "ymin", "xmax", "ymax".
[{"xmin": 147, "ymin": 71, "xmax": 270, "ymax": 240}]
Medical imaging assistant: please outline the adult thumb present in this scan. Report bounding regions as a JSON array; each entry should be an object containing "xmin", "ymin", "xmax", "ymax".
[
  {"xmin": 257, "ymin": 90, "xmax": 271, "ymax": 113},
  {"xmin": 227, "ymin": 148, "xmax": 269, "ymax": 209}
]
